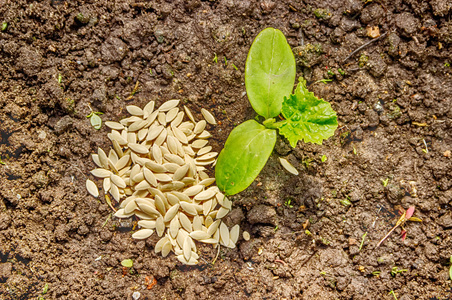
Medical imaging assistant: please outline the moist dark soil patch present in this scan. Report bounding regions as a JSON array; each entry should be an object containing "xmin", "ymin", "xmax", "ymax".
[{"xmin": 1, "ymin": 0, "xmax": 451, "ymax": 299}]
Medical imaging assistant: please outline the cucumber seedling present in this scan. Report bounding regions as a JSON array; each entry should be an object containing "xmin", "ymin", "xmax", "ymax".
[{"xmin": 215, "ymin": 28, "xmax": 338, "ymax": 195}]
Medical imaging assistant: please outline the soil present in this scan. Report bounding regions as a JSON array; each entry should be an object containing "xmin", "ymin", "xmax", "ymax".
[{"xmin": 0, "ymin": 0, "xmax": 451, "ymax": 299}]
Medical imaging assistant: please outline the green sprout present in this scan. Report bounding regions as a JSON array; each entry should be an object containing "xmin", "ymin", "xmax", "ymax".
[
  {"xmin": 381, "ymin": 178, "xmax": 389, "ymax": 187},
  {"xmin": 86, "ymin": 106, "xmax": 103, "ymax": 130},
  {"xmin": 321, "ymin": 155, "xmax": 327, "ymax": 162},
  {"xmin": 284, "ymin": 199, "xmax": 294, "ymax": 208},
  {"xmin": 215, "ymin": 29, "xmax": 338, "ymax": 196},
  {"xmin": 1, "ymin": 22, "xmax": 7, "ymax": 31},
  {"xmin": 121, "ymin": 259, "xmax": 133, "ymax": 268},
  {"xmin": 213, "ymin": 53, "xmax": 218, "ymax": 63},
  {"xmin": 390, "ymin": 266, "xmax": 407, "ymax": 277}
]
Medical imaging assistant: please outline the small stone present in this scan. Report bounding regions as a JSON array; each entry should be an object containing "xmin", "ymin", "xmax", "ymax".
[
  {"xmin": 132, "ymin": 291, "xmax": 141, "ymax": 300},
  {"xmin": 54, "ymin": 115, "xmax": 73, "ymax": 135},
  {"xmin": 443, "ymin": 150, "xmax": 451, "ymax": 158},
  {"xmin": 0, "ymin": 262, "xmax": 12, "ymax": 281},
  {"xmin": 247, "ymin": 205, "xmax": 276, "ymax": 225}
]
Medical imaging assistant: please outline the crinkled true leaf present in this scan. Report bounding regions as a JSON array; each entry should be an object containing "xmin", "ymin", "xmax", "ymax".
[
  {"xmin": 215, "ymin": 120, "xmax": 276, "ymax": 195},
  {"xmin": 276, "ymin": 79, "xmax": 337, "ymax": 147},
  {"xmin": 245, "ymin": 28, "xmax": 296, "ymax": 119}
]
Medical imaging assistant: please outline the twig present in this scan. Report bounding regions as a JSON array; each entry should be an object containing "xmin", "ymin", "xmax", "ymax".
[{"xmin": 343, "ymin": 32, "xmax": 389, "ymax": 62}]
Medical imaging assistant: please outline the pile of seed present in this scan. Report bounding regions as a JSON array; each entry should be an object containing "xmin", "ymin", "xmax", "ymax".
[{"xmin": 86, "ymin": 99, "xmax": 241, "ymax": 265}]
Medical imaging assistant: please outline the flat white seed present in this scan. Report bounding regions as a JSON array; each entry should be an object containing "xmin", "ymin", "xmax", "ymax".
[
  {"xmin": 216, "ymin": 207, "xmax": 230, "ymax": 219},
  {"xmin": 86, "ymin": 179, "xmax": 99, "ymax": 198},
  {"xmin": 105, "ymin": 121, "xmax": 125, "ymax": 130},
  {"xmin": 110, "ymin": 183, "xmax": 121, "ymax": 201},
  {"xmin": 128, "ymin": 143, "xmax": 149, "ymax": 154},
  {"xmin": 155, "ymin": 195, "xmax": 167, "ymax": 215},
  {"xmin": 134, "ymin": 211, "xmax": 153, "ymax": 220},
  {"xmin": 183, "ymin": 185, "xmax": 204, "ymax": 196},
  {"xmin": 109, "ymin": 149, "xmax": 119, "ymax": 164},
  {"xmin": 126, "ymin": 105, "xmax": 144, "ymax": 116},
  {"xmin": 183, "ymin": 106, "xmax": 196, "ymax": 123},
  {"xmin": 166, "ymin": 135, "xmax": 178, "ymax": 154},
  {"xmin": 161, "ymin": 163, "xmax": 177, "ymax": 174},
  {"xmin": 243, "ymin": 231, "xmax": 250, "ymax": 241},
  {"xmin": 152, "ymin": 144, "xmax": 163, "ymax": 164},
  {"xmin": 132, "ymin": 229, "xmax": 154, "ymax": 240},
  {"xmin": 183, "ymin": 237, "xmax": 192, "ymax": 261},
  {"xmin": 215, "ymin": 192, "xmax": 225, "ymax": 205},
  {"xmin": 138, "ymin": 220, "xmax": 156, "ymax": 229},
  {"xmin": 197, "ymin": 152, "xmax": 218, "ymax": 161},
  {"xmin": 172, "ymin": 191, "xmax": 191, "ymax": 202},
  {"xmin": 110, "ymin": 174, "xmax": 126, "ymax": 189},
  {"xmin": 180, "ymin": 202, "xmax": 198, "ymax": 216},
  {"xmin": 192, "ymin": 215, "xmax": 202, "ymax": 232},
  {"xmin": 173, "ymin": 164, "xmax": 189, "ymax": 181},
  {"xmin": 199, "ymin": 238, "xmax": 218, "ymax": 244},
  {"xmin": 202, "ymin": 200, "xmax": 213, "ymax": 216},
  {"xmin": 230, "ymin": 225, "xmax": 240, "ymax": 244},
  {"xmin": 219, "ymin": 222, "xmax": 229, "ymax": 245},
  {"xmin": 103, "ymin": 177, "xmax": 111, "ymax": 193},
  {"xmin": 112, "ymin": 140, "xmax": 124, "ymax": 157},
  {"xmin": 156, "ymin": 216, "xmax": 165, "ymax": 237},
  {"xmin": 193, "ymin": 120, "xmax": 206, "ymax": 135},
  {"xmin": 128, "ymin": 119, "xmax": 147, "ymax": 132},
  {"xmin": 198, "ymin": 171, "xmax": 209, "ymax": 180},
  {"xmin": 164, "ymin": 153, "xmax": 185, "ymax": 166},
  {"xmin": 173, "ymin": 126, "xmax": 188, "ymax": 144},
  {"xmin": 166, "ymin": 193, "xmax": 180, "ymax": 206},
  {"xmin": 145, "ymin": 162, "xmax": 166, "ymax": 174},
  {"xmin": 110, "ymin": 131, "xmax": 128, "ymax": 145},
  {"xmin": 158, "ymin": 99, "xmax": 180, "ymax": 112},
  {"xmin": 207, "ymin": 219, "xmax": 221, "ymax": 236},
  {"xmin": 165, "ymin": 107, "xmax": 179, "ymax": 122},
  {"xmin": 205, "ymin": 216, "xmax": 214, "ymax": 228},
  {"xmin": 146, "ymin": 125, "xmax": 164, "ymax": 141},
  {"xmin": 149, "ymin": 188, "xmax": 166, "ymax": 202},
  {"xmin": 143, "ymin": 100, "xmax": 155, "ymax": 119},
  {"xmin": 222, "ymin": 197, "xmax": 232, "ymax": 210},
  {"xmin": 201, "ymin": 108, "xmax": 216, "ymax": 125},
  {"xmin": 137, "ymin": 127, "xmax": 147, "ymax": 141},
  {"xmin": 114, "ymin": 208, "xmax": 134, "ymax": 218},
  {"xmin": 164, "ymin": 203, "xmax": 180, "ymax": 223},
  {"xmin": 279, "ymin": 157, "xmax": 299, "ymax": 175},
  {"xmin": 197, "ymin": 146, "xmax": 212, "ymax": 157},
  {"xmin": 194, "ymin": 158, "xmax": 216, "ymax": 166},
  {"xmin": 157, "ymin": 112, "xmax": 166, "ymax": 126},
  {"xmin": 97, "ymin": 148, "xmax": 109, "ymax": 169},
  {"xmin": 189, "ymin": 231, "xmax": 211, "ymax": 240},
  {"xmin": 176, "ymin": 228, "xmax": 189, "ymax": 248},
  {"xmin": 130, "ymin": 164, "xmax": 141, "ymax": 182},
  {"xmin": 176, "ymin": 254, "xmax": 188, "ymax": 264},
  {"xmin": 143, "ymin": 168, "xmax": 158, "ymax": 187},
  {"xmin": 154, "ymin": 127, "xmax": 168, "ymax": 146},
  {"xmin": 107, "ymin": 159, "xmax": 119, "ymax": 174},
  {"xmin": 199, "ymin": 178, "xmax": 215, "ymax": 187},
  {"xmin": 155, "ymin": 236, "xmax": 169, "ymax": 253},
  {"xmin": 135, "ymin": 180, "xmax": 151, "ymax": 191},
  {"xmin": 169, "ymin": 215, "xmax": 180, "ymax": 238},
  {"xmin": 194, "ymin": 189, "xmax": 216, "ymax": 201},
  {"xmin": 91, "ymin": 168, "xmax": 112, "ymax": 178},
  {"xmin": 197, "ymin": 130, "xmax": 212, "ymax": 139},
  {"xmin": 178, "ymin": 213, "xmax": 192, "ymax": 232},
  {"xmin": 160, "ymin": 144, "xmax": 170, "ymax": 156},
  {"xmin": 171, "ymin": 112, "xmax": 184, "ymax": 128},
  {"xmin": 161, "ymin": 240, "xmax": 172, "ymax": 257},
  {"xmin": 191, "ymin": 139, "xmax": 209, "ymax": 149},
  {"xmin": 137, "ymin": 203, "xmax": 160, "ymax": 217},
  {"xmin": 92, "ymin": 154, "xmax": 102, "ymax": 168},
  {"xmin": 154, "ymin": 173, "xmax": 172, "ymax": 182},
  {"xmin": 135, "ymin": 197, "xmax": 155, "ymax": 206},
  {"xmin": 115, "ymin": 155, "xmax": 130, "ymax": 171}
]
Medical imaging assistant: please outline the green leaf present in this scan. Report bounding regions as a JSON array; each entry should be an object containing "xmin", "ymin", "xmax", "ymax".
[
  {"xmin": 276, "ymin": 78, "xmax": 338, "ymax": 147},
  {"xmin": 121, "ymin": 259, "xmax": 133, "ymax": 268},
  {"xmin": 90, "ymin": 114, "xmax": 102, "ymax": 130},
  {"xmin": 245, "ymin": 28, "xmax": 296, "ymax": 119},
  {"xmin": 215, "ymin": 120, "xmax": 276, "ymax": 195}
]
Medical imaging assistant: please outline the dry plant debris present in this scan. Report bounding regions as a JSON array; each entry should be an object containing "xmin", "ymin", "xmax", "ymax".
[{"xmin": 86, "ymin": 99, "xmax": 240, "ymax": 265}]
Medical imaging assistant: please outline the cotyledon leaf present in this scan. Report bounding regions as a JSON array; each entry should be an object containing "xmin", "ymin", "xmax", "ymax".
[
  {"xmin": 245, "ymin": 27, "xmax": 296, "ymax": 119},
  {"xmin": 215, "ymin": 120, "xmax": 276, "ymax": 195},
  {"xmin": 275, "ymin": 78, "xmax": 338, "ymax": 147}
]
